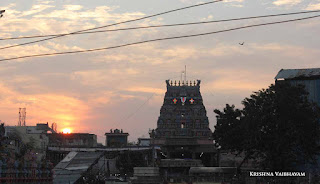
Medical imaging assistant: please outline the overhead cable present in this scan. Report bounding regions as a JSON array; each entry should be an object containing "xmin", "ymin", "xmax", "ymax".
[
  {"xmin": 0, "ymin": 0, "xmax": 224, "ymax": 50},
  {"xmin": 1, "ymin": 14, "xmax": 319, "ymax": 62},
  {"xmin": 1, "ymin": 10, "xmax": 319, "ymax": 41}
]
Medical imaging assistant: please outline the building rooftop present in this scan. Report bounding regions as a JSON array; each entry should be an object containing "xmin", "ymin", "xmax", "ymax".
[
  {"xmin": 105, "ymin": 133, "xmax": 129, "ymax": 136},
  {"xmin": 275, "ymin": 68, "xmax": 320, "ymax": 80},
  {"xmin": 49, "ymin": 133, "xmax": 97, "ymax": 138},
  {"xmin": 53, "ymin": 151, "xmax": 103, "ymax": 184},
  {"xmin": 138, "ymin": 138, "xmax": 150, "ymax": 140},
  {"xmin": 105, "ymin": 129, "xmax": 129, "ymax": 135}
]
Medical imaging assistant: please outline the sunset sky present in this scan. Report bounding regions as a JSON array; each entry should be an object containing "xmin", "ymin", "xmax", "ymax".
[{"xmin": 0, "ymin": 0, "xmax": 320, "ymax": 143}]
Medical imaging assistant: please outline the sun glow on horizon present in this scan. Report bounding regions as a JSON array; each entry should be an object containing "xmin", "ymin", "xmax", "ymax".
[{"xmin": 62, "ymin": 128, "xmax": 72, "ymax": 134}]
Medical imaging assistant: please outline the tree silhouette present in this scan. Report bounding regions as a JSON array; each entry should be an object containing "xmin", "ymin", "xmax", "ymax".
[{"xmin": 213, "ymin": 83, "xmax": 320, "ymax": 171}]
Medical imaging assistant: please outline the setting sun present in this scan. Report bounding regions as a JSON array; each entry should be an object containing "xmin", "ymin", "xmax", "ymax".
[{"xmin": 62, "ymin": 128, "xmax": 71, "ymax": 134}]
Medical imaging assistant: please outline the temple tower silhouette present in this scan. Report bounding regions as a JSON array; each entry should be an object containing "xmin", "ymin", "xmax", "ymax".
[{"xmin": 150, "ymin": 79, "xmax": 216, "ymax": 167}]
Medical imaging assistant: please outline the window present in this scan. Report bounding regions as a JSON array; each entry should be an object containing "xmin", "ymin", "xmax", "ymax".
[
  {"xmin": 181, "ymin": 123, "xmax": 185, "ymax": 129},
  {"xmin": 196, "ymin": 123, "xmax": 200, "ymax": 128}
]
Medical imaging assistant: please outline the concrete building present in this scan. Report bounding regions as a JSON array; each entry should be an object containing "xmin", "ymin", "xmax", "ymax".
[
  {"xmin": 105, "ymin": 129, "xmax": 129, "ymax": 147},
  {"xmin": 275, "ymin": 68, "xmax": 320, "ymax": 173},
  {"xmin": 53, "ymin": 151, "xmax": 103, "ymax": 184},
  {"xmin": 4, "ymin": 123, "xmax": 53, "ymax": 157},
  {"xmin": 48, "ymin": 133, "xmax": 97, "ymax": 148},
  {"xmin": 131, "ymin": 167, "xmax": 161, "ymax": 184},
  {"xmin": 138, "ymin": 138, "xmax": 151, "ymax": 146},
  {"xmin": 275, "ymin": 68, "xmax": 320, "ymax": 105}
]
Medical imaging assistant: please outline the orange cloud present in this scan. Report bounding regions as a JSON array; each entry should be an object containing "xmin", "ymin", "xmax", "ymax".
[
  {"xmin": 273, "ymin": 0, "xmax": 302, "ymax": 6},
  {"xmin": 125, "ymin": 87, "xmax": 165, "ymax": 95},
  {"xmin": 305, "ymin": 2, "xmax": 320, "ymax": 10},
  {"xmin": 0, "ymin": 82, "xmax": 89, "ymax": 133},
  {"xmin": 203, "ymin": 69, "xmax": 274, "ymax": 93}
]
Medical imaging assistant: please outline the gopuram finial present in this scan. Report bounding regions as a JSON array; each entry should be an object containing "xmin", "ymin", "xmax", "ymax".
[{"xmin": 197, "ymin": 80, "xmax": 201, "ymax": 86}]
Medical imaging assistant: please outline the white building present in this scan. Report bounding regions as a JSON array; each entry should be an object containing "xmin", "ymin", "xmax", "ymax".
[
  {"xmin": 138, "ymin": 138, "xmax": 151, "ymax": 146},
  {"xmin": 5, "ymin": 123, "xmax": 54, "ymax": 159}
]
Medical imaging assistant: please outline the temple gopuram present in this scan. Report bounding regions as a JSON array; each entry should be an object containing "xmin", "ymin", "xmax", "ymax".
[{"xmin": 150, "ymin": 79, "xmax": 217, "ymax": 181}]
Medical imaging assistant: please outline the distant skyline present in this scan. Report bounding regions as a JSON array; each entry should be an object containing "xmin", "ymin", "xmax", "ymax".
[{"xmin": 0, "ymin": 0, "xmax": 320, "ymax": 143}]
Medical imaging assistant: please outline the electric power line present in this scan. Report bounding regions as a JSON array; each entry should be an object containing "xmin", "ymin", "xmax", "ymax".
[
  {"xmin": 1, "ymin": 10, "xmax": 319, "ymax": 41},
  {"xmin": 0, "ymin": 14, "xmax": 319, "ymax": 62},
  {"xmin": 121, "ymin": 94, "xmax": 155, "ymax": 122},
  {"xmin": 0, "ymin": 0, "xmax": 224, "ymax": 50},
  {"xmin": 117, "ymin": 74, "xmax": 180, "ymax": 126}
]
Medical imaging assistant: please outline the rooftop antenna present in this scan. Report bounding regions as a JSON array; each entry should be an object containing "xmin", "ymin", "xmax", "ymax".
[
  {"xmin": 185, "ymin": 65, "xmax": 187, "ymax": 82},
  {"xmin": 181, "ymin": 65, "xmax": 187, "ymax": 84}
]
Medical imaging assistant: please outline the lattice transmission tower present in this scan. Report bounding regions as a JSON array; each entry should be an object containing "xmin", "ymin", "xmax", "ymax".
[{"xmin": 18, "ymin": 108, "xmax": 26, "ymax": 126}]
